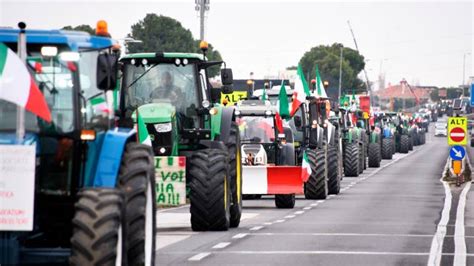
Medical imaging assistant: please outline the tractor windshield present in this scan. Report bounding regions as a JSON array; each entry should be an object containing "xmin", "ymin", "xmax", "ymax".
[
  {"xmin": 237, "ymin": 116, "xmax": 275, "ymax": 143},
  {"xmin": 123, "ymin": 62, "xmax": 199, "ymax": 127}
]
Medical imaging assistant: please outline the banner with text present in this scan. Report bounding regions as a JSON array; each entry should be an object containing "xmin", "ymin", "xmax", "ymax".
[{"xmin": 155, "ymin": 156, "xmax": 186, "ymax": 206}]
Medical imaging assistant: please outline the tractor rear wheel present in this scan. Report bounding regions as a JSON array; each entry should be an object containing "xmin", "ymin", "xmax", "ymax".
[
  {"xmin": 275, "ymin": 194, "xmax": 296, "ymax": 208},
  {"xmin": 344, "ymin": 143, "xmax": 359, "ymax": 177},
  {"xmin": 304, "ymin": 149, "xmax": 328, "ymax": 199},
  {"xmin": 327, "ymin": 146, "xmax": 341, "ymax": 195},
  {"xmin": 358, "ymin": 143, "xmax": 364, "ymax": 174},
  {"xmin": 189, "ymin": 149, "xmax": 231, "ymax": 231},
  {"xmin": 381, "ymin": 138, "xmax": 393, "ymax": 159},
  {"xmin": 70, "ymin": 188, "xmax": 125, "ymax": 266},
  {"xmin": 117, "ymin": 143, "xmax": 156, "ymax": 266},
  {"xmin": 408, "ymin": 136, "xmax": 413, "ymax": 151},
  {"xmin": 227, "ymin": 122, "xmax": 242, "ymax": 228},
  {"xmin": 400, "ymin": 135, "xmax": 409, "ymax": 153},
  {"xmin": 368, "ymin": 142, "xmax": 381, "ymax": 167}
]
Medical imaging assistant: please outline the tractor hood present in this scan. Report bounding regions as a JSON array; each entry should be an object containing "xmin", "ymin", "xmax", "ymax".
[{"xmin": 136, "ymin": 102, "xmax": 176, "ymax": 124}]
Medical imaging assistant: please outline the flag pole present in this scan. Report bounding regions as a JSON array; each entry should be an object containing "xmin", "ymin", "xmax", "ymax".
[{"xmin": 16, "ymin": 22, "xmax": 27, "ymax": 143}]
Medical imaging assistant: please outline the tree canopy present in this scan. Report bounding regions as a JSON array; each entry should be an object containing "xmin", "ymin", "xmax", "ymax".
[
  {"xmin": 62, "ymin": 25, "xmax": 95, "ymax": 35},
  {"xmin": 127, "ymin": 14, "xmax": 223, "ymax": 77},
  {"xmin": 299, "ymin": 43, "xmax": 366, "ymax": 98}
]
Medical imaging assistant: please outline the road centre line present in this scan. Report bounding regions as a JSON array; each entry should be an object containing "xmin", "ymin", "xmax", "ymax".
[
  {"xmin": 209, "ymin": 250, "xmax": 432, "ymax": 256},
  {"xmin": 453, "ymin": 182, "xmax": 471, "ymax": 266},
  {"xmin": 249, "ymin": 226, "xmax": 264, "ymax": 231},
  {"xmin": 294, "ymin": 211, "xmax": 305, "ymax": 215},
  {"xmin": 274, "ymin": 219, "xmax": 285, "ymax": 223},
  {"xmin": 303, "ymin": 207, "xmax": 312, "ymax": 210},
  {"xmin": 187, "ymin": 252, "xmax": 211, "ymax": 261},
  {"xmin": 284, "ymin": 215, "xmax": 296, "ymax": 219},
  {"xmin": 232, "ymin": 233, "xmax": 248, "ymax": 239},
  {"xmin": 212, "ymin": 242, "xmax": 231, "ymax": 249}
]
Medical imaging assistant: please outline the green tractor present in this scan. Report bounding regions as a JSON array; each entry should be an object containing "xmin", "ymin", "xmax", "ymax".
[
  {"xmin": 118, "ymin": 51, "xmax": 242, "ymax": 231},
  {"xmin": 339, "ymin": 107, "xmax": 366, "ymax": 177},
  {"xmin": 387, "ymin": 113, "xmax": 410, "ymax": 154}
]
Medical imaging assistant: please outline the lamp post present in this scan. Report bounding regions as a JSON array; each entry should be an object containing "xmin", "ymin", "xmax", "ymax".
[{"xmin": 463, "ymin": 53, "xmax": 471, "ymax": 89}]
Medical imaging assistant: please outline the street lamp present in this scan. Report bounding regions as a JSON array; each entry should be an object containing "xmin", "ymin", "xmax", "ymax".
[{"xmin": 463, "ymin": 53, "xmax": 471, "ymax": 87}]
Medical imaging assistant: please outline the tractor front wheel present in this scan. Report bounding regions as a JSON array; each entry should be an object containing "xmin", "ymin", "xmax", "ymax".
[
  {"xmin": 189, "ymin": 149, "xmax": 231, "ymax": 231},
  {"xmin": 227, "ymin": 122, "xmax": 242, "ymax": 228},
  {"xmin": 304, "ymin": 149, "xmax": 328, "ymax": 199},
  {"xmin": 327, "ymin": 146, "xmax": 341, "ymax": 194},
  {"xmin": 343, "ymin": 143, "xmax": 359, "ymax": 177},
  {"xmin": 368, "ymin": 142, "xmax": 381, "ymax": 167},
  {"xmin": 381, "ymin": 138, "xmax": 393, "ymax": 159},
  {"xmin": 400, "ymin": 135, "xmax": 409, "ymax": 153},
  {"xmin": 275, "ymin": 194, "xmax": 296, "ymax": 208}
]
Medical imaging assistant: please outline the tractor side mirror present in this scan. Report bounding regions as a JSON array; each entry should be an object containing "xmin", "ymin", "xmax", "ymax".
[
  {"xmin": 294, "ymin": 116, "xmax": 302, "ymax": 128},
  {"xmin": 221, "ymin": 68, "xmax": 233, "ymax": 85},
  {"xmin": 97, "ymin": 53, "xmax": 118, "ymax": 91}
]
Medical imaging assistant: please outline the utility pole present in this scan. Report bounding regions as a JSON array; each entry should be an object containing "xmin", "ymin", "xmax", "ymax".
[
  {"xmin": 196, "ymin": 0, "xmax": 210, "ymax": 41},
  {"xmin": 463, "ymin": 53, "xmax": 470, "ymax": 89},
  {"xmin": 338, "ymin": 46, "xmax": 343, "ymax": 101},
  {"xmin": 347, "ymin": 20, "xmax": 371, "ymax": 95}
]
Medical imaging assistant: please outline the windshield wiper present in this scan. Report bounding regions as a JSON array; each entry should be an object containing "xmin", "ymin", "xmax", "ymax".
[{"xmin": 126, "ymin": 63, "xmax": 158, "ymax": 90}]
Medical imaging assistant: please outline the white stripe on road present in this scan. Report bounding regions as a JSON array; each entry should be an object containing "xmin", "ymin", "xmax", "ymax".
[
  {"xmin": 247, "ymin": 232, "xmax": 434, "ymax": 238},
  {"xmin": 232, "ymin": 233, "xmax": 248, "ymax": 239},
  {"xmin": 249, "ymin": 226, "xmax": 264, "ymax": 231},
  {"xmin": 303, "ymin": 206, "xmax": 312, "ymax": 210},
  {"xmin": 284, "ymin": 215, "xmax": 296, "ymax": 219},
  {"xmin": 274, "ymin": 219, "xmax": 285, "ymax": 223},
  {"xmin": 213, "ymin": 250, "xmax": 431, "ymax": 256},
  {"xmin": 454, "ymin": 182, "xmax": 471, "ymax": 266},
  {"xmin": 428, "ymin": 176, "xmax": 452, "ymax": 266},
  {"xmin": 188, "ymin": 252, "xmax": 211, "ymax": 261},
  {"xmin": 212, "ymin": 242, "xmax": 231, "ymax": 249},
  {"xmin": 294, "ymin": 211, "xmax": 305, "ymax": 215}
]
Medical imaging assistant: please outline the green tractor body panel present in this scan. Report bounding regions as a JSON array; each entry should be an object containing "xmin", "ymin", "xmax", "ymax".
[
  {"xmin": 137, "ymin": 103, "xmax": 175, "ymax": 123},
  {"xmin": 210, "ymin": 105, "xmax": 224, "ymax": 140}
]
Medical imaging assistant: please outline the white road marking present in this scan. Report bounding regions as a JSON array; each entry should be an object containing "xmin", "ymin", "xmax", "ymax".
[
  {"xmin": 232, "ymin": 233, "xmax": 248, "ymax": 239},
  {"xmin": 303, "ymin": 207, "xmax": 312, "ymax": 210},
  {"xmin": 263, "ymin": 222, "xmax": 273, "ymax": 225},
  {"xmin": 294, "ymin": 211, "xmax": 305, "ymax": 215},
  {"xmin": 284, "ymin": 215, "xmax": 296, "ymax": 219},
  {"xmin": 249, "ymin": 226, "xmax": 264, "ymax": 231},
  {"xmin": 213, "ymin": 250, "xmax": 431, "ymax": 256},
  {"xmin": 454, "ymin": 182, "xmax": 471, "ymax": 266},
  {"xmin": 248, "ymin": 232, "xmax": 435, "ymax": 237},
  {"xmin": 274, "ymin": 219, "xmax": 285, "ymax": 223},
  {"xmin": 310, "ymin": 203, "xmax": 319, "ymax": 206},
  {"xmin": 188, "ymin": 252, "xmax": 211, "ymax": 261},
  {"xmin": 212, "ymin": 242, "xmax": 231, "ymax": 249},
  {"xmin": 428, "ymin": 172, "xmax": 452, "ymax": 266}
]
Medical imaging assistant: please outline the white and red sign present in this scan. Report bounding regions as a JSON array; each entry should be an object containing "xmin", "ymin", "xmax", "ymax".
[
  {"xmin": 242, "ymin": 166, "xmax": 303, "ymax": 195},
  {"xmin": 450, "ymin": 127, "xmax": 465, "ymax": 142},
  {"xmin": 0, "ymin": 145, "xmax": 36, "ymax": 231}
]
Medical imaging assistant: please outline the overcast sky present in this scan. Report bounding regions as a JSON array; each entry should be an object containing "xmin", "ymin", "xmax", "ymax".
[{"xmin": 0, "ymin": 0, "xmax": 472, "ymax": 88}]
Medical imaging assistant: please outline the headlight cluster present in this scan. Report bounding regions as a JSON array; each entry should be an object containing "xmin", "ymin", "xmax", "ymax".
[{"xmin": 154, "ymin": 122, "xmax": 172, "ymax": 133}]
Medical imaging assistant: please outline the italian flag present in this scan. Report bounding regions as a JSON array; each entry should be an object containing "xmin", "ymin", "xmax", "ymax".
[
  {"xmin": 90, "ymin": 96, "xmax": 109, "ymax": 113},
  {"xmin": 278, "ymin": 81, "xmax": 290, "ymax": 119},
  {"xmin": 301, "ymin": 151, "xmax": 312, "ymax": 182},
  {"xmin": 315, "ymin": 65, "xmax": 328, "ymax": 98},
  {"xmin": 136, "ymin": 110, "xmax": 152, "ymax": 146},
  {"xmin": 0, "ymin": 43, "xmax": 51, "ymax": 122},
  {"xmin": 290, "ymin": 65, "xmax": 310, "ymax": 117}
]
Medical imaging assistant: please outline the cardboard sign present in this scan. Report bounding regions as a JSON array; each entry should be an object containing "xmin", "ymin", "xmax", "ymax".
[
  {"xmin": 155, "ymin": 156, "xmax": 186, "ymax": 206},
  {"xmin": 221, "ymin": 91, "xmax": 247, "ymax": 105},
  {"xmin": 0, "ymin": 145, "xmax": 36, "ymax": 231},
  {"xmin": 448, "ymin": 117, "xmax": 468, "ymax": 146}
]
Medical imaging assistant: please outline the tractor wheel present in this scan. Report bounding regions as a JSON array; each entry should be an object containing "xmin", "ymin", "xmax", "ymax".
[
  {"xmin": 400, "ymin": 135, "xmax": 409, "ymax": 153},
  {"xmin": 422, "ymin": 132, "xmax": 426, "ymax": 144},
  {"xmin": 408, "ymin": 136, "xmax": 413, "ymax": 151},
  {"xmin": 275, "ymin": 194, "xmax": 296, "ymax": 208},
  {"xmin": 189, "ymin": 149, "xmax": 231, "ymax": 231},
  {"xmin": 343, "ymin": 143, "xmax": 359, "ymax": 177},
  {"xmin": 117, "ymin": 143, "xmax": 156, "ymax": 265},
  {"xmin": 304, "ymin": 149, "xmax": 328, "ymax": 199},
  {"xmin": 327, "ymin": 146, "xmax": 341, "ymax": 195},
  {"xmin": 381, "ymin": 138, "xmax": 393, "ymax": 160},
  {"xmin": 368, "ymin": 142, "xmax": 381, "ymax": 167},
  {"xmin": 70, "ymin": 188, "xmax": 125, "ymax": 266},
  {"xmin": 227, "ymin": 122, "xmax": 242, "ymax": 228},
  {"xmin": 358, "ymin": 143, "xmax": 364, "ymax": 174}
]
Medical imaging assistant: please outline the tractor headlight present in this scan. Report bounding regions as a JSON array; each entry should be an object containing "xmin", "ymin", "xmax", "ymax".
[{"xmin": 154, "ymin": 122, "xmax": 172, "ymax": 133}]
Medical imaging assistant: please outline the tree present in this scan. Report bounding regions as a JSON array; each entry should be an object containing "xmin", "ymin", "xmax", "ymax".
[
  {"xmin": 127, "ymin": 14, "xmax": 223, "ymax": 77},
  {"xmin": 299, "ymin": 43, "xmax": 366, "ymax": 98},
  {"xmin": 62, "ymin": 25, "xmax": 95, "ymax": 35}
]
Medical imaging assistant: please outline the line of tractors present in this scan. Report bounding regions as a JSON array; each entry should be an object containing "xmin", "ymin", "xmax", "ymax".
[{"xmin": 0, "ymin": 23, "xmax": 426, "ymax": 265}]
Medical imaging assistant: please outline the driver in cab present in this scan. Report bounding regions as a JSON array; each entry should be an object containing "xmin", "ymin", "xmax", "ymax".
[{"xmin": 150, "ymin": 71, "xmax": 183, "ymax": 102}]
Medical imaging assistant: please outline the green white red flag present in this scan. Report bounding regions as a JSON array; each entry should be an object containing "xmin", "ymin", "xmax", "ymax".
[
  {"xmin": 136, "ymin": 110, "xmax": 152, "ymax": 146},
  {"xmin": 315, "ymin": 65, "xmax": 328, "ymax": 98},
  {"xmin": 301, "ymin": 151, "xmax": 312, "ymax": 182},
  {"xmin": 0, "ymin": 43, "xmax": 51, "ymax": 122},
  {"xmin": 290, "ymin": 65, "xmax": 310, "ymax": 117}
]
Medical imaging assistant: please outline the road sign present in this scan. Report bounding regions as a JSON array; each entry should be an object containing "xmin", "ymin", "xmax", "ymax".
[
  {"xmin": 449, "ymin": 145, "xmax": 466, "ymax": 160},
  {"xmin": 471, "ymin": 83, "xmax": 474, "ymax": 106},
  {"xmin": 448, "ymin": 117, "xmax": 468, "ymax": 146}
]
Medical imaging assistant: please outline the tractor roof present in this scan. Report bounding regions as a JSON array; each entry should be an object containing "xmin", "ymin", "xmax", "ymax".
[
  {"xmin": 253, "ymin": 86, "xmax": 293, "ymax": 98},
  {"xmin": 236, "ymin": 100, "xmax": 277, "ymax": 116},
  {"xmin": 121, "ymin": 52, "xmax": 204, "ymax": 61},
  {"xmin": 0, "ymin": 28, "xmax": 115, "ymax": 51}
]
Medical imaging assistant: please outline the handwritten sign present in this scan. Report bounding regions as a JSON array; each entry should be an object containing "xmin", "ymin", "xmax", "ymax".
[
  {"xmin": 0, "ymin": 145, "xmax": 36, "ymax": 231},
  {"xmin": 155, "ymin": 156, "xmax": 186, "ymax": 206}
]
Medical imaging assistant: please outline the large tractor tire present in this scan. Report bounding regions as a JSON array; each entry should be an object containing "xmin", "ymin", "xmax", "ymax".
[
  {"xmin": 227, "ymin": 122, "xmax": 242, "ymax": 228},
  {"xmin": 275, "ymin": 194, "xmax": 296, "ymax": 208},
  {"xmin": 327, "ymin": 146, "xmax": 341, "ymax": 195},
  {"xmin": 117, "ymin": 143, "xmax": 156, "ymax": 265},
  {"xmin": 358, "ymin": 143, "xmax": 364, "ymax": 174},
  {"xmin": 408, "ymin": 136, "xmax": 413, "ymax": 151},
  {"xmin": 189, "ymin": 149, "xmax": 231, "ymax": 231},
  {"xmin": 400, "ymin": 135, "xmax": 409, "ymax": 153},
  {"xmin": 70, "ymin": 188, "xmax": 125, "ymax": 266},
  {"xmin": 381, "ymin": 138, "xmax": 393, "ymax": 160},
  {"xmin": 304, "ymin": 149, "xmax": 328, "ymax": 199},
  {"xmin": 368, "ymin": 142, "xmax": 381, "ymax": 167},
  {"xmin": 343, "ymin": 143, "xmax": 359, "ymax": 177}
]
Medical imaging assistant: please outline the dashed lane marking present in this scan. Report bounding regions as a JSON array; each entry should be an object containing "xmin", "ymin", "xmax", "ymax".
[
  {"xmin": 212, "ymin": 242, "xmax": 231, "ymax": 249},
  {"xmin": 294, "ymin": 211, "xmax": 305, "ymax": 215},
  {"xmin": 188, "ymin": 252, "xmax": 211, "ymax": 261},
  {"xmin": 284, "ymin": 215, "xmax": 296, "ymax": 219},
  {"xmin": 249, "ymin": 226, "xmax": 264, "ymax": 231},
  {"xmin": 232, "ymin": 233, "xmax": 248, "ymax": 239}
]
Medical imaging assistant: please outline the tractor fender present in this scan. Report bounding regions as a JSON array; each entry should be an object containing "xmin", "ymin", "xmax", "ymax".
[
  {"xmin": 86, "ymin": 127, "xmax": 136, "ymax": 188},
  {"xmin": 211, "ymin": 105, "xmax": 235, "ymax": 144}
]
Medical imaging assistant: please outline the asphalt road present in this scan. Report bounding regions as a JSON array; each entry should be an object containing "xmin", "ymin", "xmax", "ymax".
[{"xmin": 154, "ymin": 118, "xmax": 474, "ymax": 265}]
